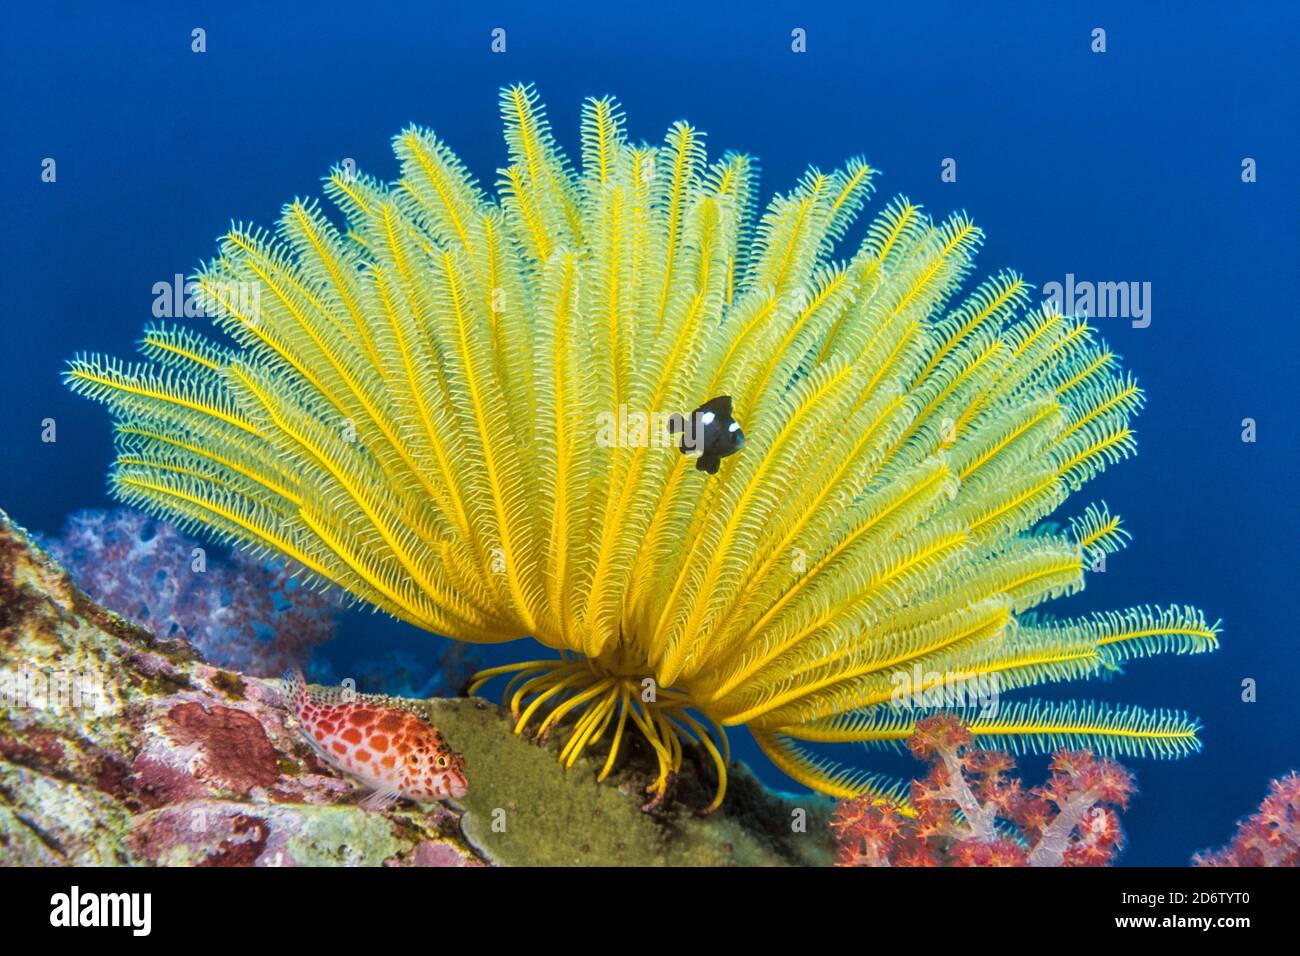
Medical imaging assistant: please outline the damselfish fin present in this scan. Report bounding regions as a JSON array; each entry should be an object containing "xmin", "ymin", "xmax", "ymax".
[
  {"xmin": 696, "ymin": 455, "xmax": 721, "ymax": 474},
  {"xmin": 699, "ymin": 395, "xmax": 733, "ymax": 420},
  {"xmin": 358, "ymin": 788, "xmax": 402, "ymax": 812}
]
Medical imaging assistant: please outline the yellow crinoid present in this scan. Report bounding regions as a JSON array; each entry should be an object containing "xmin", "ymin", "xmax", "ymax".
[{"xmin": 67, "ymin": 86, "xmax": 1219, "ymax": 811}]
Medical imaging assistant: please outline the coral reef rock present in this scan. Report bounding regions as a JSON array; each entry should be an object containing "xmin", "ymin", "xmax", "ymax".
[{"xmin": 0, "ymin": 508, "xmax": 833, "ymax": 866}]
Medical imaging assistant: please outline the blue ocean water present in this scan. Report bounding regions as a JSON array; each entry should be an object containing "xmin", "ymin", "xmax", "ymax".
[{"xmin": 1, "ymin": 1, "xmax": 1296, "ymax": 865}]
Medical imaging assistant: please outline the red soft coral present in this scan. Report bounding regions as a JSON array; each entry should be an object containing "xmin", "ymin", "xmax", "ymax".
[
  {"xmin": 1194, "ymin": 771, "xmax": 1300, "ymax": 867},
  {"xmin": 831, "ymin": 714, "xmax": 1136, "ymax": 867}
]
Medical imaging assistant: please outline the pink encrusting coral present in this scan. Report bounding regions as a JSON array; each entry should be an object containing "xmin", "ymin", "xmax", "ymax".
[
  {"xmin": 1194, "ymin": 771, "xmax": 1300, "ymax": 866},
  {"xmin": 43, "ymin": 508, "xmax": 338, "ymax": 675},
  {"xmin": 830, "ymin": 714, "xmax": 1135, "ymax": 867}
]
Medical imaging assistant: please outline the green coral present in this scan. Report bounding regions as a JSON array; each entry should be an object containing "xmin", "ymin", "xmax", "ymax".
[{"xmin": 429, "ymin": 697, "xmax": 833, "ymax": 866}]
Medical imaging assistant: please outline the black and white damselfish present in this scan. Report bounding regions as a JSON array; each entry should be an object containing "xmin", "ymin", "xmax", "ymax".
[{"xmin": 668, "ymin": 395, "xmax": 745, "ymax": 474}]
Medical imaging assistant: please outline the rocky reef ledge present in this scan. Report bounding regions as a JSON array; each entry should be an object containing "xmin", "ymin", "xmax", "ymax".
[{"xmin": 0, "ymin": 509, "xmax": 834, "ymax": 866}]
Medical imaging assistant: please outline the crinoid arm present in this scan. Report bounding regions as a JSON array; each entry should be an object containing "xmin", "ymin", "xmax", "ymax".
[{"xmin": 67, "ymin": 86, "xmax": 1219, "ymax": 811}]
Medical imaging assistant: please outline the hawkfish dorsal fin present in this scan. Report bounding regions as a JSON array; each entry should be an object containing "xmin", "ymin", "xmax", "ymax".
[
  {"xmin": 280, "ymin": 667, "xmax": 307, "ymax": 707},
  {"xmin": 280, "ymin": 670, "xmax": 363, "ymax": 709}
]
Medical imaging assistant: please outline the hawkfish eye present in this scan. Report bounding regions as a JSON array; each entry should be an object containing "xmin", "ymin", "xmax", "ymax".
[{"xmin": 436, "ymin": 755, "xmax": 448, "ymax": 768}]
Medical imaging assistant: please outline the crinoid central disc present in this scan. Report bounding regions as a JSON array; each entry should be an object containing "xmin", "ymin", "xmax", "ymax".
[{"xmin": 469, "ymin": 658, "xmax": 731, "ymax": 812}]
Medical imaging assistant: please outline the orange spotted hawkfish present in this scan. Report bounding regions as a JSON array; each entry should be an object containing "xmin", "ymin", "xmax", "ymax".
[{"xmin": 282, "ymin": 669, "xmax": 468, "ymax": 809}]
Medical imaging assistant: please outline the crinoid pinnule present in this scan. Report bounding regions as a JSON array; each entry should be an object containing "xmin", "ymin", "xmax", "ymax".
[{"xmin": 67, "ymin": 85, "xmax": 1219, "ymax": 811}]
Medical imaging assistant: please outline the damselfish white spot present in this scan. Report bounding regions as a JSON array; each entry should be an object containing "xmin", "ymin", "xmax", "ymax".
[
  {"xmin": 701, "ymin": 411, "xmax": 716, "ymax": 425},
  {"xmin": 728, "ymin": 421, "xmax": 740, "ymax": 432}
]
